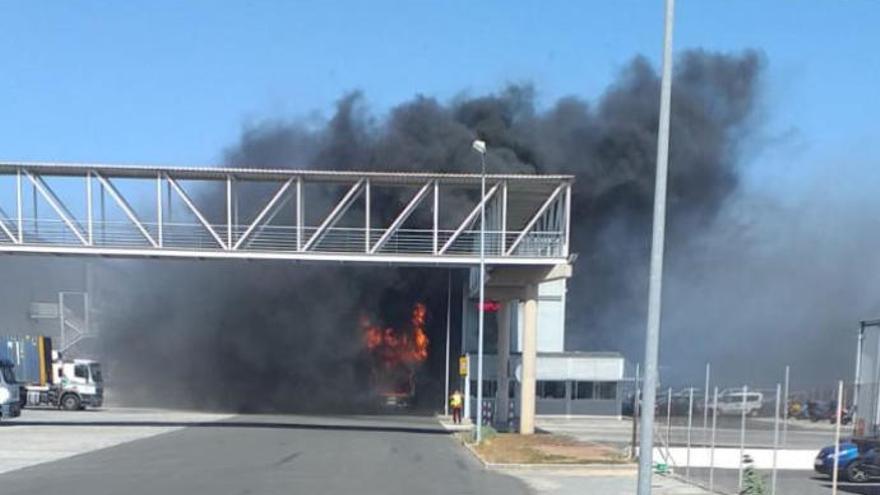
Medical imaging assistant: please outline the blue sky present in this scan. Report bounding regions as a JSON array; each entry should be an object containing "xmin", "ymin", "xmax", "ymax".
[{"xmin": 0, "ymin": 0, "xmax": 877, "ymax": 192}]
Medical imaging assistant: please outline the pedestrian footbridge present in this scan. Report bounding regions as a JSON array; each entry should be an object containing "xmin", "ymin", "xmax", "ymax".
[{"xmin": 0, "ymin": 162, "xmax": 572, "ymax": 266}]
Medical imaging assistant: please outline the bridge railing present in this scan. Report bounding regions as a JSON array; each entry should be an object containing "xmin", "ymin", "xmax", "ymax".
[{"xmin": 5, "ymin": 218, "xmax": 564, "ymax": 257}]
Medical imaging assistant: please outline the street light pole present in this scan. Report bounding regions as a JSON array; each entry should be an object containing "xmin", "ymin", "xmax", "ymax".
[
  {"xmin": 473, "ymin": 139, "xmax": 487, "ymax": 442},
  {"xmin": 637, "ymin": 1, "xmax": 675, "ymax": 494},
  {"xmin": 444, "ymin": 270, "xmax": 452, "ymax": 416}
]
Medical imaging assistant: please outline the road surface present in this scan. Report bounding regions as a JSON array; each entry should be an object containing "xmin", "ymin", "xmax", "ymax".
[
  {"xmin": 688, "ymin": 468, "xmax": 880, "ymax": 495},
  {"xmin": 538, "ymin": 416, "xmax": 838, "ymax": 450},
  {"xmin": 0, "ymin": 412, "xmax": 528, "ymax": 495}
]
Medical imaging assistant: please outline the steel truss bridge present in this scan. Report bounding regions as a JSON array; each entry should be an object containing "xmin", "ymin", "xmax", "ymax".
[{"xmin": 0, "ymin": 162, "xmax": 572, "ymax": 265}]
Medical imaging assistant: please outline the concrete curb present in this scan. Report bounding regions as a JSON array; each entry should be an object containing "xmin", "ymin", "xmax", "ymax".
[{"xmin": 435, "ymin": 415, "xmax": 474, "ymax": 432}]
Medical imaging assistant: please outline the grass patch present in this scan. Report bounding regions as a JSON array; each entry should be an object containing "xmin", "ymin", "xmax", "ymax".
[{"xmin": 467, "ymin": 432, "xmax": 631, "ymax": 465}]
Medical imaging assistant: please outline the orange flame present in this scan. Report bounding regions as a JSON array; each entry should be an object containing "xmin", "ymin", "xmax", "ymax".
[{"xmin": 361, "ymin": 303, "xmax": 429, "ymax": 366}]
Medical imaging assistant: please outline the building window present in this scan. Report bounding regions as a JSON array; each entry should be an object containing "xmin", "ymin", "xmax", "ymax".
[
  {"xmin": 537, "ymin": 380, "xmax": 566, "ymax": 399},
  {"xmin": 470, "ymin": 380, "xmax": 497, "ymax": 398},
  {"xmin": 571, "ymin": 381, "xmax": 617, "ymax": 400},
  {"xmin": 597, "ymin": 382, "xmax": 617, "ymax": 400},
  {"xmin": 485, "ymin": 380, "xmax": 498, "ymax": 398},
  {"xmin": 573, "ymin": 381, "xmax": 594, "ymax": 399}
]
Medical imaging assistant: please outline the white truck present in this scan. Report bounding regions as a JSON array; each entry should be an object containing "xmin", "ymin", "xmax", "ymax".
[
  {"xmin": 0, "ymin": 359, "xmax": 23, "ymax": 419},
  {"xmin": 22, "ymin": 353, "xmax": 104, "ymax": 410}
]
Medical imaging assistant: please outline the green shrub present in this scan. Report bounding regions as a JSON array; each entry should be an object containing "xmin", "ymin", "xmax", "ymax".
[
  {"xmin": 474, "ymin": 425, "xmax": 498, "ymax": 444},
  {"xmin": 740, "ymin": 455, "xmax": 767, "ymax": 495}
]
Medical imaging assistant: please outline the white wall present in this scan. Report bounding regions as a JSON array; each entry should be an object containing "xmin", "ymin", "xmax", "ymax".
[
  {"xmin": 512, "ymin": 355, "xmax": 625, "ymax": 382},
  {"xmin": 514, "ymin": 278, "xmax": 566, "ymax": 353}
]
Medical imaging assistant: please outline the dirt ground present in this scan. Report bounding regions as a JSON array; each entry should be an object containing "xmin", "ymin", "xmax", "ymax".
[{"xmin": 470, "ymin": 432, "xmax": 631, "ymax": 465}]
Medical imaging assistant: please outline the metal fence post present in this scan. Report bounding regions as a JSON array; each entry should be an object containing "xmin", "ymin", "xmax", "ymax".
[
  {"xmin": 832, "ymin": 380, "xmax": 844, "ymax": 495},
  {"xmin": 686, "ymin": 387, "xmax": 694, "ymax": 479},
  {"xmin": 631, "ymin": 363, "xmax": 640, "ymax": 460},
  {"xmin": 667, "ymin": 387, "xmax": 673, "ymax": 447},
  {"xmin": 709, "ymin": 386, "xmax": 718, "ymax": 492},
  {"xmin": 783, "ymin": 365, "xmax": 790, "ymax": 445},
  {"xmin": 772, "ymin": 383, "xmax": 781, "ymax": 495},
  {"xmin": 738, "ymin": 384, "xmax": 748, "ymax": 491},
  {"xmin": 703, "ymin": 363, "xmax": 710, "ymax": 445}
]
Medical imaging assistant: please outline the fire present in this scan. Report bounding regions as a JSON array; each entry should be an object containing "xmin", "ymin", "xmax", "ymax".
[{"xmin": 361, "ymin": 303, "xmax": 429, "ymax": 366}]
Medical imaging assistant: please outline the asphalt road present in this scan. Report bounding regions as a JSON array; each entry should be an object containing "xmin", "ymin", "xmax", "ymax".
[
  {"xmin": 688, "ymin": 468, "xmax": 880, "ymax": 495},
  {"xmin": 663, "ymin": 416, "xmax": 839, "ymax": 449},
  {"xmin": 0, "ymin": 413, "xmax": 528, "ymax": 495},
  {"xmin": 538, "ymin": 417, "xmax": 837, "ymax": 450}
]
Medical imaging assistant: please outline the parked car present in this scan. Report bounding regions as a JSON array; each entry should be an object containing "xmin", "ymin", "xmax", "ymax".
[
  {"xmin": 714, "ymin": 389, "xmax": 763, "ymax": 416},
  {"xmin": 845, "ymin": 449, "xmax": 880, "ymax": 483},
  {"xmin": 814, "ymin": 440, "xmax": 859, "ymax": 478},
  {"xmin": 816, "ymin": 438, "xmax": 880, "ymax": 482},
  {"xmin": 844, "ymin": 440, "xmax": 880, "ymax": 483}
]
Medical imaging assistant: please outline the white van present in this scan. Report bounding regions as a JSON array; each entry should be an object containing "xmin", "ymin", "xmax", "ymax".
[{"xmin": 715, "ymin": 389, "xmax": 763, "ymax": 416}]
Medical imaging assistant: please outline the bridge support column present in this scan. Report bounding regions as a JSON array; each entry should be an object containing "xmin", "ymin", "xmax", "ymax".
[
  {"xmin": 520, "ymin": 283, "xmax": 538, "ymax": 435},
  {"xmin": 496, "ymin": 301, "xmax": 511, "ymax": 430}
]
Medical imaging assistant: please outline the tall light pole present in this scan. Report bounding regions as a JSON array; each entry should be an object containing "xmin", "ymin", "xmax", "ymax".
[
  {"xmin": 637, "ymin": 1, "xmax": 675, "ymax": 494},
  {"xmin": 472, "ymin": 139, "xmax": 487, "ymax": 442},
  {"xmin": 444, "ymin": 270, "xmax": 452, "ymax": 416}
]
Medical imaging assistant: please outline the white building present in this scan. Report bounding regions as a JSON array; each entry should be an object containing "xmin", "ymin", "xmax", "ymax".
[{"xmin": 460, "ymin": 276, "xmax": 626, "ymax": 424}]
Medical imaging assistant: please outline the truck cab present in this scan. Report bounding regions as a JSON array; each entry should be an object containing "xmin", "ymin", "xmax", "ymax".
[
  {"xmin": 52, "ymin": 359, "xmax": 104, "ymax": 410},
  {"xmin": 24, "ymin": 357, "xmax": 104, "ymax": 410},
  {"xmin": 0, "ymin": 359, "xmax": 22, "ymax": 419}
]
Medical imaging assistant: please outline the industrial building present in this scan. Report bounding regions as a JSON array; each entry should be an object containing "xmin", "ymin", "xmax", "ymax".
[
  {"xmin": 461, "ymin": 275, "xmax": 626, "ymax": 425},
  {"xmin": 0, "ymin": 257, "xmax": 102, "ymax": 354}
]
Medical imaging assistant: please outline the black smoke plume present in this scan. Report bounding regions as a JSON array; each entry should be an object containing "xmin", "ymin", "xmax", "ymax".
[{"xmin": 101, "ymin": 50, "xmax": 763, "ymax": 410}]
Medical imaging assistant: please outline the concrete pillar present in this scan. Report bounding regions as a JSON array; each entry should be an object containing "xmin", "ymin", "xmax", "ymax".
[
  {"xmin": 496, "ymin": 301, "xmax": 511, "ymax": 429},
  {"xmin": 520, "ymin": 283, "xmax": 538, "ymax": 434}
]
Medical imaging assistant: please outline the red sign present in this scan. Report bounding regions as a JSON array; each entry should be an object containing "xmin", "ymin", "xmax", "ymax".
[{"xmin": 478, "ymin": 300, "xmax": 501, "ymax": 312}]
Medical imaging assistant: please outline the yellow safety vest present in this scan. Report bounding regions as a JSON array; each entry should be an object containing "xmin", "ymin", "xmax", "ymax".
[{"xmin": 450, "ymin": 393, "xmax": 462, "ymax": 408}]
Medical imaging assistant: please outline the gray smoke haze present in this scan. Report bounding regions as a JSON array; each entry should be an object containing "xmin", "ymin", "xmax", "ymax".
[
  {"xmin": 660, "ymin": 168, "xmax": 880, "ymax": 389},
  {"xmin": 100, "ymin": 49, "xmax": 770, "ymax": 410}
]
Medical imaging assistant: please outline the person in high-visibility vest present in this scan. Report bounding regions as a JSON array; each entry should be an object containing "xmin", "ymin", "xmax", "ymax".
[{"xmin": 450, "ymin": 390, "xmax": 463, "ymax": 424}]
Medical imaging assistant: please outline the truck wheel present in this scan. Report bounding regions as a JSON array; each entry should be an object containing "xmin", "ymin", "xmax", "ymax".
[{"xmin": 61, "ymin": 394, "xmax": 81, "ymax": 411}]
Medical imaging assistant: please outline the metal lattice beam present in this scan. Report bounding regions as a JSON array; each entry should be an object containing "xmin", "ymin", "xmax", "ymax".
[
  {"xmin": 165, "ymin": 173, "xmax": 227, "ymax": 249},
  {"xmin": 0, "ymin": 205, "xmax": 18, "ymax": 243},
  {"xmin": 505, "ymin": 183, "xmax": 566, "ymax": 256},
  {"xmin": 233, "ymin": 178, "xmax": 293, "ymax": 250},
  {"xmin": 438, "ymin": 182, "xmax": 501, "ymax": 255},
  {"xmin": 94, "ymin": 172, "xmax": 158, "ymax": 248},
  {"xmin": 370, "ymin": 181, "xmax": 433, "ymax": 254},
  {"xmin": 25, "ymin": 170, "xmax": 88, "ymax": 245},
  {"xmin": 302, "ymin": 179, "xmax": 365, "ymax": 251}
]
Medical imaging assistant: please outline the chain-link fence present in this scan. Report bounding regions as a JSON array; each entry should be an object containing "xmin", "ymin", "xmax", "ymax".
[{"xmin": 633, "ymin": 377, "xmax": 853, "ymax": 495}]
